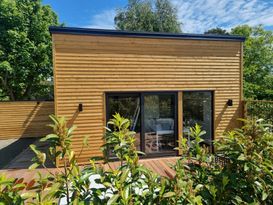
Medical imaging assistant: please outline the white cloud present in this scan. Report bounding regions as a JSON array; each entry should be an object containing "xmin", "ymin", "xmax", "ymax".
[
  {"xmin": 84, "ymin": 0, "xmax": 273, "ymax": 33},
  {"xmin": 84, "ymin": 9, "xmax": 116, "ymax": 29},
  {"xmin": 171, "ymin": 0, "xmax": 273, "ymax": 33}
]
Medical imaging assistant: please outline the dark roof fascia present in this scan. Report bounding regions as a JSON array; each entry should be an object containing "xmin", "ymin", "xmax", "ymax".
[{"xmin": 49, "ymin": 26, "xmax": 246, "ymax": 42}]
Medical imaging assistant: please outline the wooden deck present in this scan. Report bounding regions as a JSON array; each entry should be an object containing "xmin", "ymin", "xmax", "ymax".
[
  {"xmin": 103, "ymin": 157, "xmax": 177, "ymax": 177},
  {"xmin": 1, "ymin": 137, "xmax": 179, "ymax": 181},
  {"xmin": 0, "ymin": 157, "xmax": 178, "ymax": 182}
]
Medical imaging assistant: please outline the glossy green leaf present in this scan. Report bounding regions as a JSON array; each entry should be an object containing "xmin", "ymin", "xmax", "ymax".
[{"xmin": 107, "ymin": 194, "xmax": 119, "ymax": 205}]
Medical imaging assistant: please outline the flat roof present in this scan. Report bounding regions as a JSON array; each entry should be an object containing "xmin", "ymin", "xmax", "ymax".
[{"xmin": 49, "ymin": 26, "xmax": 246, "ymax": 42}]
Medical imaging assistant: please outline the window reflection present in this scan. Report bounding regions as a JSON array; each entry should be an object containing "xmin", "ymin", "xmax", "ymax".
[
  {"xmin": 108, "ymin": 95, "xmax": 141, "ymax": 151},
  {"xmin": 183, "ymin": 91, "xmax": 213, "ymax": 147},
  {"xmin": 144, "ymin": 94, "xmax": 176, "ymax": 154}
]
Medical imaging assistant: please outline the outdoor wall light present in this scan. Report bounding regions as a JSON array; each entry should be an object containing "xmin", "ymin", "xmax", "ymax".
[
  {"xmin": 78, "ymin": 103, "xmax": 83, "ymax": 112},
  {"xmin": 227, "ymin": 99, "xmax": 233, "ymax": 106}
]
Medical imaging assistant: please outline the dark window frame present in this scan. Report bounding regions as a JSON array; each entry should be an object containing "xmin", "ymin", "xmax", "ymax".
[
  {"xmin": 105, "ymin": 91, "xmax": 178, "ymax": 158},
  {"xmin": 182, "ymin": 90, "xmax": 215, "ymax": 152},
  {"xmin": 105, "ymin": 92, "xmax": 140, "ymax": 127}
]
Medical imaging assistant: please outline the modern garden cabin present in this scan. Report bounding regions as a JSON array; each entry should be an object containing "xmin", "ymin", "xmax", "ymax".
[{"xmin": 50, "ymin": 26, "xmax": 245, "ymax": 165}]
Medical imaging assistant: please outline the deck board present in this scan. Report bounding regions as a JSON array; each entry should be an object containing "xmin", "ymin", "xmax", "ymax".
[{"xmin": 0, "ymin": 157, "xmax": 179, "ymax": 182}]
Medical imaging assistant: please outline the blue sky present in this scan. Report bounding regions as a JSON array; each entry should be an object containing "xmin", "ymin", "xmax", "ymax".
[{"xmin": 43, "ymin": 0, "xmax": 273, "ymax": 33}]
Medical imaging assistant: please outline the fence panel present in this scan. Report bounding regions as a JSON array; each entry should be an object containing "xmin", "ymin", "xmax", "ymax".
[{"xmin": 0, "ymin": 101, "xmax": 54, "ymax": 139}]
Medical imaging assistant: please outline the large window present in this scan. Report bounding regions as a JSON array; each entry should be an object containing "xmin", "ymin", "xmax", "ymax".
[
  {"xmin": 106, "ymin": 92, "xmax": 177, "ymax": 156},
  {"xmin": 183, "ymin": 91, "xmax": 213, "ymax": 147}
]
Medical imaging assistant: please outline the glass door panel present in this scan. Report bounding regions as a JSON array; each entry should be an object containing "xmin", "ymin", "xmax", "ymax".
[
  {"xmin": 183, "ymin": 91, "xmax": 213, "ymax": 148},
  {"xmin": 107, "ymin": 94, "xmax": 141, "ymax": 151},
  {"xmin": 143, "ymin": 93, "xmax": 176, "ymax": 154}
]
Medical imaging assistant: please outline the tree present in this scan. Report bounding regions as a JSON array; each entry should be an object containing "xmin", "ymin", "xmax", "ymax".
[
  {"xmin": 204, "ymin": 27, "xmax": 229, "ymax": 35},
  {"xmin": 114, "ymin": 0, "xmax": 181, "ymax": 33},
  {"xmin": 0, "ymin": 0, "xmax": 59, "ymax": 101},
  {"xmin": 153, "ymin": 0, "xmax": 181, "ymax": 33},
  {"xmin": 205, "ymin": 25, "xmax": 273, "ymax": 100},
  {"xmin": 231, "ymin": 25, "xmax": 273, "ymax": 100}
]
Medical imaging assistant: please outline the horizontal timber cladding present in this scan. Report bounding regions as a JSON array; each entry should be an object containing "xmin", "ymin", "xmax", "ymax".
[
  {"xmin": 0, "ymin": 101, "xmax": 54, "ymax": 139},
  {"xmin": 52, "ymin": 33, "xmax": 243, "ymax": 164}
]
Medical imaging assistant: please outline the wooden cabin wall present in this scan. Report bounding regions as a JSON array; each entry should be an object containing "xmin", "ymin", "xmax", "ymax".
[{"xmin": 52, "ymin": 34, "xmax": 243, "ymax": 164}]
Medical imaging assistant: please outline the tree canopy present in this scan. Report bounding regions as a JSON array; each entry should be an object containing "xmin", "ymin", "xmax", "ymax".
[
  {"xmin": 0, "ymin": 0, "xmax": 59, "ymax": 101},
  {"xmin": 204, "ymin": 27, "xmax": 229, "ymax": 35},
  {"xmin": 115, "ymin": 0, "xmax": 181, "ymax": 33},
  {"xmin": 231, "ymin": 25, "xmax": 273, "ymax": 100},
  {"xmin": 205, "ymin": 25, "xmax": 273, "ymax": 100}
]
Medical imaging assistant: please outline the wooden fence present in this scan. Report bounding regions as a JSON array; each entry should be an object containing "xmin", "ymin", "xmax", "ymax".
[
  {"xmin": 0, "ymin": 101, "xmax": 54, "ymax": 140},
  {"xmin": 244, "ymin": 100, "xmax": 273, "ymax": 124}
]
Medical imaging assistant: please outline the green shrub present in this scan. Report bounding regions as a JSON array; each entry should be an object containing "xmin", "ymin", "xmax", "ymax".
[
  {"xmin": 1, "ymin": 114, "xmax": 273, "ymax": 204},
  {"xmin": 214, "ymin": 118, "xmax": 273, "ymax": 204},
  {"xmin": 91, "ymin": 113, "xmax": 168, "ymax": 204},
  {"xmin": 172, "ymin": 119, "xmax": 273, "ymax": 204},
  {"xmin": 246, "ymin": 101, "xmax": 273, "ymax": 124},
  {"xmin": 29, "ymin": 115, "xmax": 91, "ymax": 204},
  {"xmin": 0, "ymin": 175, "xmax": 29, "ymax": 205}
]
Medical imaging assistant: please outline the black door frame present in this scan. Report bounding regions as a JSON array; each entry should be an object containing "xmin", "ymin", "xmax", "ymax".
[
  {"xmin": 141, "ymin": 92, "xmax": 178, "ymax": 157},
  {"xmin": 105, "ymin": 91, "xmax": 178, "ymax": 158}
]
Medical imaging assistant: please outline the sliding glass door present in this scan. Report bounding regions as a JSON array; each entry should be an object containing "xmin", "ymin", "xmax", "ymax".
[
  {"xmin": 143, "ymin": 93, "xmax": 177, "ymax": 154},
  {"xmin": 106, "ymin": 92, "xmax": 177, "ymax": 156},
  {"xmin": 107, "ymin": 94, "xmax": 141, "ymax": 151},
  {"xmin": 106, "ymin": 91, "xmax": 213, "ymax": 157},
  {"xmin": 183, "ymin": 91, "xmax": 213, "ymax": 148}
]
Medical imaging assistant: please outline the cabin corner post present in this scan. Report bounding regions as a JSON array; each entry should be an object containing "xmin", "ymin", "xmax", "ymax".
[
  {"xmin": 240, "ymin": 42, "xmax": 244, "ymax": 102},
  {"xmin": 103, "ymin": 92, "xmax": 106, "ymax": 144},
  {"xmin": 178, "ymin": 92, "xmax": 183, "ymax": 155},
  {"xmin": 52, "ymin": 34, "xmax": 58, "ymax": 118},
  {"xmin": 240, "ymin": 42, "xmax": 244, "ymax": 120},
  {"xmin": 52, "ymin": 34, "xmax": 60, "ymax": 167},
  {"xmin": 212, "ymin": 90, "xmax": 216, "ymax": 153}
]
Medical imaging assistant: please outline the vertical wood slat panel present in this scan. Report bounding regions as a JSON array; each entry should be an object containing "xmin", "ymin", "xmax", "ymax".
[
  {"xmin": 0, "ymin": 101, "xmax": 54, "ymax": 139},
  {"xmin": 53, "ymin": 33, "xmax": 243, "ymax": 164},
  {"xmin": 178, "ymin": 92, "xmax": 183, "ymax": 155}
]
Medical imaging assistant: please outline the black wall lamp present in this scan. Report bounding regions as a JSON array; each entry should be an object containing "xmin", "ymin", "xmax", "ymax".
[
  {"xmin": 78, "ymin": 103, "xmax": 83, "ymax": 112},
  {"xmin": 227, "ymin": 99, "xmax": 233, "ymax": 106}
]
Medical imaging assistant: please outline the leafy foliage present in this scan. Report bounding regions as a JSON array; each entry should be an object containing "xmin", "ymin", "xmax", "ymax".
[
  {"xmin": 115, "ymin": 0, "xmax": 181, "ymax": 33},
  {"xmin": 204, "ymin": 27, "xmax": 229, "ymax": 35},
  {"xmin": 102, "ymin": 113, "xmax": 142, "ymax": 166},
  {"xmin": 0, "ymin": 114, "xmax": 91, "ymax": 204},
  {"xmin": 231, "ymin": 25, "xmax": 273, "ymax": 100},
  {"xmin": 92, "ymin": 113, "xmax": 167, "ymax": 204},
  {"xmin": 205, "ymin": 25, "xmax": 273, "ymax": 100},
  {"xmin": 1, "ymin": 115, "xmax": 273, "ymax": 204},
  {"xmin": 214, "ymin": 118, "xmax": 273, "ymax": 204},
  {"xmin": 0, "ymin": 175, "xmax": 29, "ymax": 204},
  {"xmin": 245, "ymin": 100, "xmax": 273, "ymax": 124},
  {"xmin": 0, "ymin": 0, "xmax": 59, "ymax": 100},
  {"xmin": 171, "ymin": 119, "xmax": 273, "ymax": 204},
  {"xmin": 30, "ymin": 115, "xmax": 91, "ymax": 204}
]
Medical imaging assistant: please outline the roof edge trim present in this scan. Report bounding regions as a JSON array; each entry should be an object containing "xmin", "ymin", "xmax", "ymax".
[{"xmin": 49, "ymin": 26, "xmax": 246, "ymax": 42}]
